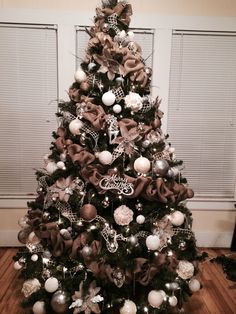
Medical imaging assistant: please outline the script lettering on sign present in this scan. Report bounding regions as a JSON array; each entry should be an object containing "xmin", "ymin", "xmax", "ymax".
[{"xmin": 99, "ymin": 174, "xmax": 134, "ymax": 196}]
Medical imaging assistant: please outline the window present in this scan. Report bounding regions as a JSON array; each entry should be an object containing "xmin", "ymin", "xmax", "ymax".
[
  {"xmin": 0, "ymin": 24, "xmax": 58, "ymax": 199},
  {"xmin": 167, "ymin": 30, "xmax": 236, "ymax": 199}
]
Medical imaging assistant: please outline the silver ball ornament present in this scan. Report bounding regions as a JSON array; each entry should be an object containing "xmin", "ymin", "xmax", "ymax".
[
  {"xmin": 115, "ymin": 76, "xmax": 124, "ymax": 86},
  {"xmin": 74, "ymin": 68, "xmax": 87, "ymax": 83},
  {"xmin": 88, "ymin": 62, "xmax": 96, "ymax": 71},
  {"xmin": 153, "ymin": 159, "xmax": 170, "ymax": 176},
  {"xmin": 32, "ymin": 301, "xmax": 46, "ymax": 314},
  {"xmin": 142, "ymin": 140, "xmax": 150, "ymax": 148},
  {"xmin": 129, "ymin": 235, "xmax": 138, "ymax": 246},
  {"xmin": 169, "ymin": 296, "xmax": 178, "ymax": 307},
  {"xmin": 81, "ymin": 245, "xmax": 93, "ymax": 257},
  {"xmin": 51, "ymin": 290, "xmax": 70, "ymax": 313}
]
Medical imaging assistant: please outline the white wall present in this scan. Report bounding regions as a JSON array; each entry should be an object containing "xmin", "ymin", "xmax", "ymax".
[{"xmin": 0, "ymin": 0, "xmax": 235, "ymax": 247}]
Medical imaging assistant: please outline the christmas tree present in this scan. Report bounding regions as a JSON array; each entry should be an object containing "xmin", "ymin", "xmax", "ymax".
[{"xmin": 14, "ymin": 1, "xmax": 203, "ymax": 313}]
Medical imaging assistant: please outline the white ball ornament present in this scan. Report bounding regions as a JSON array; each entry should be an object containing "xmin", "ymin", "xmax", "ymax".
[
  {"xmin": 113, "ymin": 104, "xmax": 122, "ymax": 114},
  {"xmin": 69, "ymin": 119, "xmax": 84, "ymax": 135},
  {"xmin": 32, "ymin": 301, "xmax": 46, "ymax": 314},
  {"xmin": 169, "ymin": 296, "xmax": 178, "ymax": 307},
  {"xmin": 14, "ymin": 261, "xmax": 23, "ymax": 270},
  {"xmin": 134, "ymin": 157, "xmax": 151, "ymax": 174},
  {"xmin": 136, "ymin": 215, "xmax": 145, "ymax": 224},
  {"xmin": 44, "ymin": 277, "xmax": 59, "ymax": 293},
  {"xmin": 74, "ymin": 68, "xmax": 87, "ymax": 82},
  {"xmin": 88, "ymin": 62, "xmax": 96, "ymax": 71},
  {"xmin": 170, "ymin": 211, "xmax": 185, "ymax": 226},
  {"xmin": 189, "ymin": 278, "xmax": 201, "ymax": 292},
  {"xmin": 102, "ymin": 91, "xmax": 116, "ymax": 106},
  {"xmin": 148, "ymin": 290, "xmax": 164, "ymax": 308},
  {"xmin": 56, "ymin": 161, "xmax": 65, "ymax": 170},
  {"xmin": 46, "ymin": 161, "xmax": 58, "ymax": 174},
  {"xmin": 31, "ymin": 254, "xmax": 39, "ymax": 262},
  {"xmin": 60, "ymin": 153, "xmax": 67, "ymax": 162},
  {"xmin": 146, "ymin": 235, "xmax": 160, "ymax": 250},
  {"xmin": 120, "ymin": 300, "xmax": 137, "ymax": 314},
  {"xmin": 98, "ymin": 150, "xmax": 113, "ymax": 165}
]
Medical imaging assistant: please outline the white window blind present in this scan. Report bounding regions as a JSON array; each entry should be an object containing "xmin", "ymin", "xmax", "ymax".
[
  {"xmin": 75, "ymin": 26, "xmax": 154, "ymax": 69},
  {"xmin": 167, "ymin": 31, "xmax": 236, "ymax": 199},
  {"xmin": 0, "ymin": 24, "xmax": 58, "ymax": 198}
]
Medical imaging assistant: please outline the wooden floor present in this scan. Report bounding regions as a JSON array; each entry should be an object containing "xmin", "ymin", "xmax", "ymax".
[{"xmin": 0, "ymin": 248, "xmax": 235, "ymax": 314}]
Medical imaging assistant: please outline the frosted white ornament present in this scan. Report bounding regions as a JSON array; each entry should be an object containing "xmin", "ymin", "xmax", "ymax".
[
  {"xmin": 56, "ymin": 161, "xmax": 65, "ymax": 170},
  {"xmin": 170, "ymin": 211, "xmax": 185, "ymax": 226},
  {"xmin": 113, "ymin": 104, "xmax": 122, "ymax": 113},
  {"xmin": 102, "ymin": 91, "xmax": 116, "ymax": 106},
  {"xmin": 169, "ymin": 296, "xmax": 178, "ymax": 307},
  {"xmin": 74, "ymin": 68, "xmax": 87, "ymax": 82},
  {"xmin": 44, "ymin": 277, "xmax": 59, "ymax": 293},
  {"xmin": 46, "ymin": 161, "xmax": 58, "ymax": 174},
  {"xmin": 148, "ymin": 290, "xmax": 164, "ymax": 308},
  {"xmin": 32, "ymin": 301, "xmax": 46, "ymax": 314},
  {"xmin": 136, "ymin": 215, "xmax": 145, "ymax": 224},
  {"xmin": 60, "ymin": 153, "xmax": 67, "ymax": 162},
  {"xmin": 14, "ymin": 261, "xmax": 23, "ymax": 270},
  {"xmin": 120, "ymin": 299, "xmax": 137, "ymax": 314},
  {"xmin": 134, "ymin": 157, "xmax": 151, "ymax": 174},
  {"xmin": 189, "ymin": 278, "xmax": 201, "ymax": 292},
  {"xmin": 31, "ymin": 254, "xmax": 39, "ymax": 262},
  {"xmin": 98, "ymin": 151, "xmax": 113, "ymax": 165},
  {"xmin": 146, "ymin": 235, "xmax": 160, "ymax": 250},
  {"xmin": 69, "ymin": 119, "xmax": 84, "ymax": 135}
]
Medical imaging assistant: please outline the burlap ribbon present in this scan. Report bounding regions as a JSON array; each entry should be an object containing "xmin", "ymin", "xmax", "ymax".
[
  {"xmin": 82, "ymin": 102, "xmax": 108, "ymax": 131},
  {"xmin": 67, "ymin": 144, "xmax": 95, "ymax": 167},
  {"xmin": 98, "ymin": 2, "xmax": 133, "ymax": 26},
  {"xmin": 54, "ymin": 127, "xmax": 73, "ymax": 153}
]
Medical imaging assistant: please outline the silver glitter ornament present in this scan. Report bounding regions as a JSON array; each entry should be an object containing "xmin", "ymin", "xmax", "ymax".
[
  {"xmin": 142, "ymin": 140, "xmax": 150, "ymax": 148},
  {"xmin": 81, "ymin": 245, "xmax": 93, "ymax": 257},
  {"xmin": 153, "ymin": 159, "xmax": 170, "ymax": 176},
  {"xmin": 129, "ymin": 235, "xmax": 138, "ymax": 246},
  {"xmin": 51, "ymin": 290, "xmax": 70, "ymax": 313},
  {"xmin": 115, "ymin": 76, "xmax": 124, "ymax": 86}
]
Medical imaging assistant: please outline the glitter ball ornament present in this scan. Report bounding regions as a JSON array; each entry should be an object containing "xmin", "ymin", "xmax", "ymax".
[
  {"xmin": 170, "ymin": 211, "xmax": 185, "ymax": 226},
  {"xmin": 146, "ymin": 235, "xmax": 160, "ymax": 250},
  {"xmin": 81, "ymin": 245, "xmax": 93, "ymax": 257},
  {"xmin": 189, "ymin": 278, "xmax": 201, "ymax": 292},
  {"xmin": 134, "ymin": 156, "xmax": 151, "ymax": 174},
  {"xmin": 169, "ymin": 296, "xmax": 178, "ymax": 307},
  {"xmin": 46, "ymin": 161, "xmax": 58, "ymax": 174},
  {"xmin": 113, "ymin": 104, "xmax": 122, "ymax": 113},
  {"xmin": 51, "ymin": 290, "xmax": 70, "ymax": 313},
  {"xmin": 114, "ymin": 205, "xmax": 134, "ymax": 226},
  {"xmin": 44, "ymin": 277, "xmax": 59, "ymax": 293},
  {"xmin": 69, "ymin": 119, "xmax": 84, "ymax": 135},
  {"xmin": 120, "ymin": 300, "xmax": 137, "ymax": 314},
  {"xmin": 176, "ymin": 260, "xmax": 194, "ymax": 280},
  {"xmin": 102, "ymin": 91, "xmax": 116, "ymax": 106},
  {"xmin": 148, "ymin": 290, "xmax": 164, "ymax": 308},
  {"xmin": 56, "ymin": 161, "xmax": 65, "ymax": 170},
  {"xmin": 153, "ymin": 159, "xmax": 170, "ymax": 176},
  {"xmin": 98, "ymin": 150, "xmax": 113, "ymax": 165},
  {"xmin": 80, "ymin": 204, "xmax": 97, "ymax": 221},
  {"xmin": 136, "ymin": 215, "xmax": 145, "ymax": 224},
  {"xmin": 32, "ymin": 301, "xmax": 46, "ymax": 314},
  {"xmin": 18, "ymin": 216, "xmax": 29, "ymax": 228},
  {"xmin": 74, "ymin": 68, "xmax": 87, "ymax": 82}
]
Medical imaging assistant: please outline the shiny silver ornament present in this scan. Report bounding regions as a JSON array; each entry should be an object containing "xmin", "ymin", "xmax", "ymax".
[
  {"xmin": 102, "ymin": 23, "xmax": 109, "ymax": 32},
  {"xmin": 129, "ymin": 235, "xmax": 138, "ymax": 246},
  {"xmin": 153, "ymin": 159, "xmax": 170, "ymax": 176},
  {"xmin": 50, "ymin": 290, "xmax": 70, "ymax": 313},
  {"xmin": 112, "ymin": 267, "xmax": 125, "ymax": 288},
  {"xmin": 142, "ymin": 140, "xmax": 150, "ymax": 148},
  {"xmin": 81, "ymin": 245, "xmax": 93, "ymax": 257},
  {"xmin": 115, "ymin": 76, "xmax": 124, "ymax": 86},
  {"xmin": 88, "ymin": 62, "xmax": 96, "ymax": 71}
]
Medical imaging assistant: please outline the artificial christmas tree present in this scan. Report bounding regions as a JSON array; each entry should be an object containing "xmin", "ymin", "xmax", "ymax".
[{"xmin": 14, "ymin": 1, "xmax": 203, "ymax": 313}]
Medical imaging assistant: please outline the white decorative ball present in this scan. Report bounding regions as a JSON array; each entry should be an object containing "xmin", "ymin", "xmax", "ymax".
[
  {"xmin": 189, "ymin": 278, "xmax": 201, "ymax": 292},
  {"xmin": 44, "ymin": 277, "xmax": 59, "ymax": 293},
  {"xmin": 46, "ymin": 161, "xmax": 58, "ymax": 174},
  {"xmin": 114, "ymin": 205, "xmax": 134, "ymax": 226},
  {"xmin": 74, "ymin": 68, "xmax": 87, "ymax": 82},
  {"xmin": 98, "ymin": 151, "xmax": 113, "ymax": 165},
  {"xmin": 136, "ymin": 215, "xmax": 145, "ymax": 224},
  {"xmin": 31, "ymin": 254, "xmax": 39, "ymax": 262},
  {"xmin": 127, "ymin": 31, "xmax": 135, "ymax": 39},
  {"xmin": 14, "ymin": 261, "xmax": 23, "ymax": 270},
  {"xmin": 169, "ymin": 296, "xmax": 178, "ymax": 307},
  {"xmin": 148, "ymin": 290, "xmax": 164, "ymax": 308},
  {"xmin": 69, "ymin": 119, "xmax": 84, "ymax": 135},
  {"xmin": 88, "ymin": 62, "xmax": 96, "ymax": 71},
  {"xmin": 32, "ymin": 301, "xmax": 46, "ymax": 314},
  {"xmin": 60, "ymin": 153, "xmax": 67, "ymax": 162},
  {"xmin": 28, "ymin": 231, "xmax": 41, "ymax": 245},
  {"xmin": 120, "ymin": 300, "xmax": 137, "ymax": 314},
  {"xmin": 102, "ymin": 91, "xmax": 116, "ymax": 106},
  {"xmin": 170, "ymin": 211, "xmax": 185, "ymax": 226},
  {"xmin": 113, "ymin": 104, "xmax": 122, "ymax": 113},
  {"xmin": 56, "ymin": 161, "xmax": 65, "ymax": 169},
  {"xmin": 169, "ymin": 147, "xmax": 175, "ymax": 154},
  {"xmin": 146, "ymin": 235, "xmax": 160, "ymax": 250},
  {"xmin": 176, "ymin": 260, "xmax": 194, "ymax": 280},
  {"xmin": 134, "ymin": 157, "xmax": 151, "ymax": 174},
  {"xmin": 119, "ymin": 30, "xmax": 127, "ymax": 39}
]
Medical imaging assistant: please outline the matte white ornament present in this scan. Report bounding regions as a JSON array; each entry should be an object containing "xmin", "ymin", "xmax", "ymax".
[
  {"xmin": 56, "ymin": 161, "xmax": 65, "ymax": 170},
  {"xmin": 14, "ymin": 261, "xmax": 23, "ymax": 270},
  {"xmin": 148, "ymin": 290, "xmax": 164, "ymax": 308},
  {"xmin": 69, "ymin": 119, "xmax": 84, "ymax": 135},
  {"xmin": 102, "ymin": 91, "xmax": 116, "ymax": 106},
  {"xmin": 146, "ymin": 235, "xmax": 160, "ymax": 250},
  {"xmin": 113, "ymin": 104, "xmax": 122, "ymax": 113},
  {"xmin": 170, "ymin": 211, "xmax": 185, "ymax": 226},
  {"xmin": 32, "ymin": 301, "xmax": 46, "ymax": 314},
  {"xmin": 119, "ymin": 30, "xmax": 126, "ymax": 39},
  {"xmin": 189, "ymin": 278, "xmax": 201, "ymax": 292},
  {"xmin": 31, "ymin": 254, "xmax": 39, "ymax": 262},
  {"xmin": 136, "ymin": 215, "xmax": 145, "ymax": 224},
  {"xmin": 98, "ymin": 151, "xmax": 113, "ymax": 165},
  {"xmin": 169, "ymin": 296, "xmax": 178, "ymax": 307},
  {"xmin": 46, "ymin": 161, "xmax": 58, "ymax": 174},
  {"xmin": 44, "ymin": 277, "xmax": 59, "ymax": 293},
  {"xmin": 120, "ymin": 299, "xmax": 137, "ymax": 314},
  {"xmin": 74, "ymin": 68, "xmax": 87, "ymax": 82},
  {"xmin": 134, "ymin": 157, "xmax": 151, "ymax": 174}
]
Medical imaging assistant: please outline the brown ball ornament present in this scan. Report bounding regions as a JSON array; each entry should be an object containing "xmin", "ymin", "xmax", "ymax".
[
  {"xmin": 80, "ymin": 81, "xmax": 90, "ymax": 92},
  {"xmin": 152, "ymin": 117, "xmax": 161, "ymax": 129},
  {"xmin": 80, "ymin": 204, "xmax": 97, "ymax": 221}
]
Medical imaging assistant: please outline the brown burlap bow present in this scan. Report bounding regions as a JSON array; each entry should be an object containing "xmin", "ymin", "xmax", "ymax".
[
  {"xmin": 97, "ymin": 1, "xmax": 133, "ymax": 26},
  {"xmin": 82, "ymin": 102, "xmax": 108, "ymax": 131},
  {"xmin": 54, "ymin": 127, "xmax": 73, "ymax": 153},
  {"xmin": 67, "ymin": 144, "xmax": 95, "ymax": 167}
]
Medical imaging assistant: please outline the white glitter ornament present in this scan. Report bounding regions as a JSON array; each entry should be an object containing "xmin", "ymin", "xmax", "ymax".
[
  {"xmin": 31, "ymin": 254, "xmax": 39, "ymax": 262},
  {"xmin": 114, "ymin": 205, "xmax": 134, "ymax": 226},
  {"xmin": 74, "ymin": 68, "xmax": 87, "ymax": 82},
  {"xmin": 169, "ymin": 296, "xmax": 178, "ymax": 307},
  {"xmin": 102, "ymin": 91, "xmax": 116, "ymax": 106},
  {"xmin": 136, "ymin": 215, "xmax": 145, "ymax": 224},
  {"xmin": 32, "ymin": 301, "xmax": 46, "ymax": 314},
  {"xmin": 134, "ymin": 157, "xmax": 151, "ymax": 174},
  {"xmin": 189, "ymin": 278, "xmax": 201, "ymax": 292},
  {"xmin": 56, "ymin": 161, "xmax": 65, "ymax": 170},
  {"xmin": 176, "ymin": 260, "xmax": 194, "ymax": 280},
  {"xmin": 146, "ymin": 235, "xmax": 160, "ymax": 250},
  {"xmin": 46, "ymin": 161, "xmax": 58, "ymax": 174},
  {"xmin": 69, "ymin": 119, "xmax": 84, "ymax": 135},
  {"xmin": 170, "ymin": 211, "xmax": 185, "ymax": 226},
  {"xmin": 44, "ymin": 277, "xmax": 59, "ymax": 293},
  {"xmin": 120, "ymin": 300, "xmax": 137, "ymax": 314},
  {"xmin": 113, "ymin": 104, "xmax": 122, "ymax": 113},
  {"xmin": 98, "ymin": 150, "xmax": 113, "ymax": 165},
  {"xmin": 148, "ymin": 290, "xmax": 164, "ymax": 308}
]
